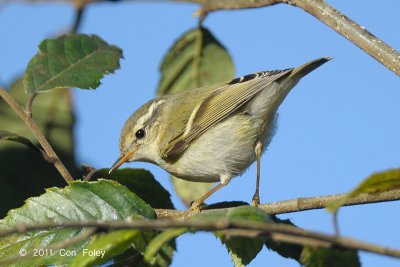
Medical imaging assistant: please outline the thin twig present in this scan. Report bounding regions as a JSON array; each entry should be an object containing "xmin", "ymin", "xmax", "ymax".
[
  {"xmin": 0, "ymin": 86, "xmax": 74, "ymax": 183},
  {"xmin": 197, "ymin": 8, "xmax": 208, "ymax": 27},
  {"xmin": 17, "ymin": 0, "xmax": 400, "ymax": 75},
  {"xmin": 177, "ymin": 0, "xmax": 400, "ymax": 76},
  {"xmin": 81, "ymin": 163, "xmax": 97, "ymax": 180},
  {"xmin": 84, "ymin": 167, "xmax": 98, "ymax": 181},
  {"xmin": 155, "ymin": 189, "xmax": 400, "ymax": 220},
  {"xmin": 1, "ymin": 218, "xmax": 400, "ymax": 259},
  {"xmin": 333, "ymin": 211, "xmax": 340, "ymax": 236},
  {"xmin": 288, "ymin": 0, "xmax": 400, "ymax": 76},
  {"xmin": 260, "ymin": 189, "xmax": 400, "ymax": 214},
  {"xmin": 176, "ymin": 0, "xmax": 280, "ymax": 10},
  {"xmin": 271, "ymin": 232, "xmax": 331, "ymax": 248},
  {"xmin": 71, "ymin": 5, "xmax": 85, "ymax": 33}
]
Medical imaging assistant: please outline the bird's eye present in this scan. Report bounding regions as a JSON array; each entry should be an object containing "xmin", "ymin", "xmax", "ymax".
[{"xmin": 135, "ymin": 129, "xmax": 145, "ymax": 139}]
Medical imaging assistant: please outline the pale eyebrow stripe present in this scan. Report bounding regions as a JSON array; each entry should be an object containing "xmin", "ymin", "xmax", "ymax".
[{"xmin": 136, "ymin": 99, "xmax": 165, "ymax": 127}]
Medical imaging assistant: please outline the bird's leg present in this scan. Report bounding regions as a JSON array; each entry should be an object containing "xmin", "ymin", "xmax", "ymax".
[
  {"xmin": 252, "ymin": 141, "xmax": 263, "ymax": 207},
  {"xmin": 190, "ymin": 183, "xmax": 227, "ymax": 212}
]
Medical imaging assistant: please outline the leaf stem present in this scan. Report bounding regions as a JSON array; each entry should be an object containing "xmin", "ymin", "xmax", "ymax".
[
  {"xmin": 25, "ymin": 92, "xmax": 37, "ymax": 118},
  {"xmin": 0, "ymin": 86, "xmax": 74, "ymax": 183},
  {"xmin": 333, "ymin": 211, "xmax": 340, "ymax": 236},
  {"xmin": 71, "ymin": 5, "xmax": 85, "ymax": 33},
  {"xmin": 197, "ymin": 8, "xmax": 208, "ymax": 27}
]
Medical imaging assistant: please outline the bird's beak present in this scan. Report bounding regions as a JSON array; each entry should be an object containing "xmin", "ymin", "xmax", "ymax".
[{"xmin": 109, "ymin": 147, "xmax": 138, "ymax": 174}]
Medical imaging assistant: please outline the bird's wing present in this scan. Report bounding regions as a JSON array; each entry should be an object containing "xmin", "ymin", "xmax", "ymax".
[{"xmin": 161, "ymin": 68, "xmax": 293, "ymax": 158}]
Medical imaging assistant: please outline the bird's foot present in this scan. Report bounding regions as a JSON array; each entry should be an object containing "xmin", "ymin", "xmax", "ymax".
[
  {"xmin": 251, "ymin": 194, "xmax": 260, "ymax": 207},
  {"xmin": 189, "ymin": 200, "xmax": 202, "ymax": 214}
]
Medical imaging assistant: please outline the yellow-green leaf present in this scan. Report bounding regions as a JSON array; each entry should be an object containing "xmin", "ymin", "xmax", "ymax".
[
  {"xmin": 171, "ymin": 178, "xmax": 213, "ymax": 208},
  {"xmin": 157, "ymin": 27, "xmax": 234, "ymax": 95},
  {"xmin": 144, "ymin": 228, "xmax": 186, "ymax": 264},
  {"xmin": 327, "ymin": 168, "xmax": 400, "ymax": 213},
  {"xmin": 70, "ymin": 230, "xmax": 141, "ymax": 267}
]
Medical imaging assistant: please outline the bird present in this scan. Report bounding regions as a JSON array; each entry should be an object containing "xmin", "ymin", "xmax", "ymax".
[{"xmin": 110, "ymin": 57, "xmax": 331, "ymax": 211}]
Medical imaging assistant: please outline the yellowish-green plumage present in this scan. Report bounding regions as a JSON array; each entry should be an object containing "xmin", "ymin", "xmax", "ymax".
[{"xmin": 112, "ymin": 57, "xmax": 331, "ymax": 209}]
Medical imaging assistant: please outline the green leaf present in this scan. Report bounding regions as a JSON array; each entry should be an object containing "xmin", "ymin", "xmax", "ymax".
[
  {"xmin": 111, "ymin": 248, "xmax": 145, "ymax": 266},
  {"xmin": 85, "ymin": 168, "xmax": 174, "ymax": 209},
  {"xmin": 70, "ymin": 229, "xmax": 141, "ymax": 267},
  {"xmin": 157, "ymin": 27, "xmax": 234, "ymax": 95},
  {"xmin": 264, "ymin": 216, "xmax": 303, "ymax": 260},
  {"xmin": 130, "ymin": 230, "xmax": 175, "ymax": 267},
  {"xmin": 171, "ymin": 178, "xmax": 213, "ymax": 207},
  {"xmin": 195, "ymin": 206, "xmax": 271, "ymax": 266},
  {"xmin": 87, "ymin": 229, "xmax": 175, "ymax": 267},
  {"xmin": 144, "ymin": 228, "xmax": 187, "ymax": 264},
  {"xmin": 0, "ymin": 130, "xmax": 41, "ymax": 154},
  {"xmin": 0, "ymin": 77, "xmax": 80, "ymax": 217},
  {"xmin": 300, "ymin": 247, "xmax": 360, "ymax": 267},
  {"xmin": 265, "ymin": 216, "xmax": 360, "ymax": 267},
  {"xmin": 24, "ymin": 34, "xmax": 122, "ymax": 93},
  {"xmin": 326, "ymin": 168, "xmax": 400, "ymax": 213},
  {"xmin": 147, "ymin": 207, "xmax": 271, "ymax": 267},
  {"xmin": 145, "ymin": 206, "xmax": 270, "ymax": 267},
  {"xmin": 157, "ymin": 27, "xmax": 234, "ymax": 206},
  {"xmin": 0, "ymin": 179, "xmax": 155, "ymax": 266}
]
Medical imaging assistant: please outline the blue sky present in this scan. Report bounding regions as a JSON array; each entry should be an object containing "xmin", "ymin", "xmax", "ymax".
[{"xmin": 0, "ymin": 1, "xmax": 399, "ymax": 266}]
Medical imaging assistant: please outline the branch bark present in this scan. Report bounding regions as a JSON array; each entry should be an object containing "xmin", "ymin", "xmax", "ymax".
[
  {"xmin": 155, "ymin": 188, "xmax": 400, "ymax": 220},
  {"xmin": 1, "ymin": 218, "xmax": 400, "ymax": 261},
  {"xmin": 0, "ymin": 86, "xmax": 74, "ymax": 183},
  {"xmin": 179, "ymin": 0, "xmax": 400, "ymax": 76},
  {"xmin": 260, "ymin": 188, "xmax": 400, "ymax": 214},
  {"xmin": 288, "ymin": 0, "xmax": 400, "ymax": 76}
]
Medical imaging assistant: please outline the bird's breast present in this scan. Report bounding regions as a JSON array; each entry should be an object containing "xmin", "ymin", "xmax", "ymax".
[{"xmin": 156, "ymin": 114, "xmax": 273, "ymax": 183}]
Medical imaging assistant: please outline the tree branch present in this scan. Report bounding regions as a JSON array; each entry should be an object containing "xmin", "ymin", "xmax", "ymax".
[
  {"xmin": 179, "ymin": 0, "xmax": 400, "ymax": 76},
  {"xmin": 260, "ymin": 188, "xmax": 400, "ymax": 214},
  {"xmin": 288, "ymin": 0, "xmax": 400, "ymax": 76},
  {"xmin": 0, "ymin": 86, "xmax": 74, "ymax": 183},
  {"xmin": 1, "ymin": 218, "xmax": 400, "ymax": 260},
  {"xmin": 155, "ymin": 189, "xmax": 400, "ymax": 220},
  {"xmin": 17, "ymin": 0, "xmax": 400, "ymax": 73}
]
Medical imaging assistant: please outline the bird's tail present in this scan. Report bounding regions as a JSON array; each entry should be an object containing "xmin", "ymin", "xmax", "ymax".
[{"xmin": 290, "ymin": 57, "xmax": 332, "ymax": 80}]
